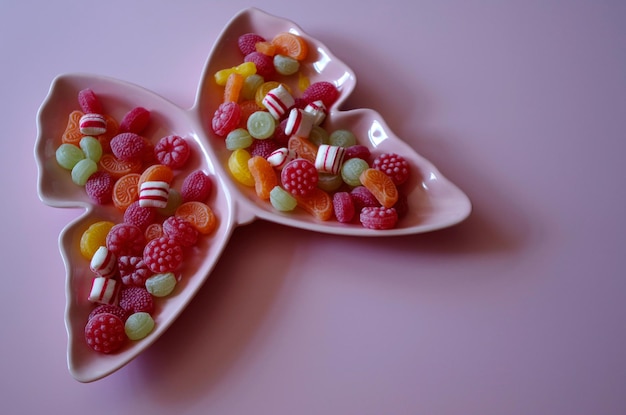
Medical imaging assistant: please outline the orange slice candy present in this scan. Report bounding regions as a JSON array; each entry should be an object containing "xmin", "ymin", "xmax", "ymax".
[
  {"xmin": 61, "ymin": 110, "xmax": 84, "ymax": 146},
  {"xmin": 223, "ymin": 72, "xmax": 244, "ymax": 103},
  {"xmin": 138, "ymin": 164, "xmax": 174, "ymax": 189},
  {"xmin": 359, "ymin": 168, "xmax": 399, "ymax": 208},
  {"xmin": 294, "ymin": 187, "xmax": 333, "ymax": 221},
  {"xmin": 175, "ymin": 201, "xmax": 217, "ymax": 235},
  {"xmin": 113, "ymin": 173, "xmax": 140, "ymax": 212},
  {"xmin": 247, "ymin": 155, "xmax": 278, "ymax": 200},
  {"xmin": 144, "ymin": 223, "xmax": 164, "ymax": 242},
  {"xmin": 99, "ymin": 153, "xmax": 142, "ymax": 179},
  {"xmin": 288, "ymin": 135, "xmax": 318, "ymax": 163},
  {"xmin": 79, "ymin": 220, "xmax": 115, "ymax": 260},
  {"xmin": 271, "ymin": 32, "xmax": 308, "ymax": 61}
]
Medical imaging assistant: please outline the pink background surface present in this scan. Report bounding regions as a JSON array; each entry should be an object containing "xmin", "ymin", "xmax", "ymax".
[{"xmin": 2, "ymin": 0, "xmax": 625, "ymax": 413}]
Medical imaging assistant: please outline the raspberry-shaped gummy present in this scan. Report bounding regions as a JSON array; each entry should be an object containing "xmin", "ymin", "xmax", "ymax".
[
  {"xmin": 118, "ymin": 255, "xmax": 152, "ymax": 287},
  {"xmin": 84, "ymin": 312, "xmax": 127, "ymax": 354},
  {"xmin": 360, "ymin": 206, "xmax": 398, "ymax": 230},
  {"xmin": 350, "ymin": 186, "xmax": 380, "ymax": 213},
  {"xmin": 88, "ymin": 304, "xmax": 130, "ymax": 322},
  {"xmin": 238, "ymin": 33, "xmax": 265, "ymax": 55},
  {"xmin": 244, "ymin": 51, "xmax": 275, "ymax": 78},
  {"xmin": 110, "ymin": 132, "xmax": 148, "ymax": 162},
  {"xmin": 249, "ymin": 138, "xmax": 279, "ymax": 159},
  {"xmin": 281, "ymin": 159, "xmax": 319, "ymax": 196},
  {"xmin": 302, "ymin": 81, "xmax": 340, "ymax": 108},
  {"xmin": 211, "ymin": 101, "xmax": 242, "ymax": 137},
  {"xmin": 123, "ymin": 201, "xmax": 157, "ymax": 231},
  {"xmin": 154, "ymin": 135, "xmax": 191, "ymax": 169},
  {"xmin": 181, "ymin": 170, "xmax": 212, "ymax": 203},
  {"xmin": 106, "ymin": 223, "xmax": 146, "ymax": 257},
  {"xmin": 162, "ymin": 216, "xmax": 198, "ymax": 247},
  {"xmin": 85, "ymin": 171, "xmax": 114, "ymax": 204},
  {"xmin": 372, "ymin": 153, "xmax": 410, "ymax": 185},
  {"xmin": 119, "ymin": 286, "xmax": 154, "ymax": 314},
  {"xmin": 143, "ymin": 236, "xmax": 184, "ymax": 273}
]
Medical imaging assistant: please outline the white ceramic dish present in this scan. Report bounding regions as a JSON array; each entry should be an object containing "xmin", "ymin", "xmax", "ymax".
[{"xmin": 35, "ymin": 7, "xmax": 471, "ymax": 382}]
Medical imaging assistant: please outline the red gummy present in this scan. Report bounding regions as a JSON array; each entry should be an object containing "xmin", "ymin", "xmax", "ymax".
[
  {"xmin": 110, "ymin": 132, "xmax": 148, "ymax": 162},
  {"xmin": 123, "ymin": 201, "xmax": 157, "ymax": 231},
  {"xmin": 345, "ymin": 145, "xmax": 371, "ymax": 161},
  {"xmin": 280, "ymin": 159, "xmax": 319, "ymax": 196},
  {"xmin": 372, "ymin": 153, "xmax": 410, "ymax": 185},
  {"xmin": 143, "ymin": 236, "xmax": 184, "ymax": 273},
  {"xmin": 88, "ymin": 304, "xmax": 130, "ymax": 322},
  {"xmin": 119, "ymin": 286, "xmax": 154, "ymax": 314},
  {"xmin": 181, "ymin": 170, "xmax": 212, "ymax": 202},
  {"xmin": 302, "ymin": 81, "xmax": 340, "ymax": 108},
  {"xmin": 350, "ymin": 186, "xmax": 380, "ymax": 212},
  {"xmin": 106, "ymin": 223, "xmax": 146, "ymax": 257},
  {"xmin": 211, "ymin": 101, "xmax": 242, "ymax": 137},
  {"xmin": 238, "ymin": 33, "xmax": 265, "ymax": 55},
  {"xmin": 360, "ymin": 206, "xmax": 398, "ymax": 230},
  {"xmin": 154, "ymin": 135, "xmax": 191, "ymax": 169},
  {"xmin": 249, "ymin": 138, "xmax": 278, "ymax": 159},
  {"xmin": 162, "ymin": 216, "xmax": 198, "ymax": 247},
  {"xmin": 84, "ymin": 312, "xmax": 127, "ymax": 354},
  {"xmin": 333, "ymin": 191, "xmax": 355, "ymax": 223},
  {"xmin": 118, "ymin": 255, "xmax": 152, "ymax": 287},
  {"xmin": 119, "ymin": 106, "xmax": 151, "ymax": 134},
  {"xmin": 244, "ymin": 51, "xmax": 275, "ymax": 78},
  {"xmin": 77, "ymin": 88, "xmax": 103, "ymax": 114},
  {"xmin": 85, "ymin": 171, "xmax": 114, "ymax": 204}
]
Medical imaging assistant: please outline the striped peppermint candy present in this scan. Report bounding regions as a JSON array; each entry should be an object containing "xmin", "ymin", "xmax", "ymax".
[
  {"xmin": 285, "ymin": 108, "xmax": 315, "ymax": 138},
  {"xmin": 262, "ymin": 84, "xmax": 294, "ymax": 120},
  {"xmin": 315, "ymin": 144, "xmax": 346, "ymax": 175},
  {"xmin": 139, "ymin": 181, "xmax": 169, "ymax": 208},
  {"xmin": 79, "ymin": 113, "xmax": 107, "ymax": 135},
  {"xmin": 88, "ymin": 277, "xmax": 121, "ymax": 306},
  {"xmin": 89, "ymin": 246, "xmax": 117, "ymax": 278}
]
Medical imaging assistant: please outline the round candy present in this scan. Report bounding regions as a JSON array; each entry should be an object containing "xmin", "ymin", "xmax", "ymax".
[
  {"xmin": 281, "ymin": 158, "xmax": 318, "ymax": 196},
  {"xmin": 225, "ymin": 128, "xmax": 253, "ymax": 150},
  {"xmin": 247, "ymin": 111, "xmax": 276, "ymax": 139},
  {"xmin": 145, "ymin": 272, "xmax": 177, "ymax": 297},
  {"xmin": 317, "ymin": 173, "xmax": 343, "ymax": 192},
  {"xmin": 273, "ymin": 54, "xmax": 300, "ymax": 75},
  {"xmin": 308, "ymin": 125, "xmax": 330, "ymax": 147},
  {"xmin": 124, "ymin": 312, "xmax": 155, "ymax": 341},
  {"xmin": 269, "ymin": 186, "xmax": 297, "ymax": 211},
  {"xmin": 56, "ymin": 143, "xmax": 85, "ymax": 170},
  {"xmin": 341, "ymin": 158, "xmax": 369, "ymax": 187},
  {"xmin": 329, "ymin": 129, "xmax": 357, "ymax": 148},
  {"xmin": 227, "ymin": 148, "xmax": 255, "ymax": 186}
]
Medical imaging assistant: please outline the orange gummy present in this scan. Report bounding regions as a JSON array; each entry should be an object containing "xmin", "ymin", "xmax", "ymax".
[
  {"xmin": 223, "ymin": 72, "xmax": 244, "ymax": 103},
  {"xmin": 247, "ymin": 156, "xmax": 278, "ymax": 200},
  {"xmin": 99, "ymin": 153, "xmax": 142, "ymax": 179},
  {"xmin": 294, "ymin": 188, "xmax": 333, "ymax": 221},
  {"xmin": 139, "ymin": 164, "xmax": 174, "ymax": 189},
  {"xmin": 61, "ymin": 110, "xmax": 84, "ymax": 145},
  {"xmin": 113, "ymin": 173, "xmax": 140, "ymax": 212},
  {"xmin": 255, "ymin": 41, "xmax": 276, "ymax": 56},
  {"xmin": 288, "ymin": 135, "xmax": 318, "ymax": 164},
  {"xmin": 359, "ymin": 168, "xmax": 399, "ymax": 208},
  {"xmin": 175, "ymin": 201, "xmax": 217, "ymax": 235},
  {"xmin": 271, "ymin": 32, "xmax": 308, "ymax": 61},
  {"xmin": 79, "ymin": 220, "xmax": 115, "ymax": 260}
]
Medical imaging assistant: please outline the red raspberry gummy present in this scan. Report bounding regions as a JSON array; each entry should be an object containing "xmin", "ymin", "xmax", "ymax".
[
  {"xmin": 238, "ymin": 33, "xmax": 265, "ymax": 55},
  {"xmin": 181, "ymin": 170, "xmax": 212, "ymax": 202},
  {"xmin": 360, "ymin": 206, "xmax": 398, "ymax": 230},
  {"xmin": 110, "ymin": 132, "xmax": 148, "ymax": 162},
  {"xmin": 249, "ymin": 138, "xmax": 278, "ymax": 159},
  {"xmin": 302, "ymin": 81, "xmax": 340, "ymax": 108},
  {"xmin": 244, "ymin": 51, "xmax": 275, "ymax": 78},
  {"xmin": 119, "ymin": 106, "xmax": 151, "ymax": 134},
  {"xmin": 143, "ymin": 236, "xmax": 184, "ymax": 273},
  {"xmin": 84, "ymin": 312, "xmax": 127, "ymax": 354},
  {"xmin": 211, "ymin": 101, "xmax": 242, "ymax": 137},
  {"xmin": 106, "ymin": 223, "xmax": 146, "ymax": 257},
  {"xmin": 350, "ymin": 186, "xmax": 380, "ymax": 213},
  {"xmin": 119, "ymin": 286, "xmax": 154, "ymax": 314},
  {"xmin": 162, "ymin": 216, "xmax": 198, "ymax": 247},
  {"xmin": 154, "ymin": 135, "xmax": 191, "ymax": 169},
  {"xmin": 333, "ymin": 191, "xmax": 356, "ymax": 223},
  {"xmin": 88, "ymin": 304, "xmax": 130, "ymax": 322},
  {"xmin": 281, "ymin": 159, "xmax": 319, "ymax": 196},
  {"xmin": 372, "ymin": 153, "xmax": 410, "ymax": 185},
  {"xmin": 123, "ymin": 201, "xmax": 157, "ymax": 231},
  {"xmin": 77, "ymin": 88, "xmax": 103, "ymax": 114},
  {"xmin": 85, "ymin": 171, "xmax": 114, "ymax": 204},
  {"xmin": 118, "ymin": 255, "xmax": 152, "ymax": 287}
]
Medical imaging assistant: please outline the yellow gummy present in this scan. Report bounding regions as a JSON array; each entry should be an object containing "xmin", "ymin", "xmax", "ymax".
[
  {"xmin": 214, "ymin": 62, "xmax": 257, "ymax": 86},
  {"xmin": 298, "ymin": 71, "xmax": 310, "ymax": 92},
  {"xmin": 79, "ymin": 221, "xmax": 115, "ymax": 260},
  {"xmin": 227, "ymin": 149, "xmax": 255, "ymax": 187}
]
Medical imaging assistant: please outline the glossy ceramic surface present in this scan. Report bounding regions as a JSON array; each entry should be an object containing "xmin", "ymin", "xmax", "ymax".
[{"xmin": 35, "ymin": 7, "xmax": 470, "ymax": 382}]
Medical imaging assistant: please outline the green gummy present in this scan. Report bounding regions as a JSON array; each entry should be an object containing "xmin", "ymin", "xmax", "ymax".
[
  {"xmin": 79, "ymin": 136, "xmax": 103, "ymax": 163},
  {"xmin": 226, "ymin": 128, "xmax": 253, "ymax": 150},
  {"xmin": 341, "ymin": 157, "xmax": 369, "ymax": 187},
  {"xmin": 124, "ymin": 312, "xmax": 155, "ymax": 341},
  {"xmin": 247, "ymin": 111, "xmax": 276, "ymax": 139},
  {"xmin": 145, "ymin": 272, "xmax": 177, "ymax": 297},
  {"xmin": 274, "ymin": 54, "xmax": 300, "ymax": 76},
  {"xmin": 71, "ymin": 158, "xmax": 98, "ymax": 186},
  {"xmin": 55, "ymin": 143, "xmax": 85, "ymax": 170},
  {"xmin": 329, "ymin": 129, "xmax": 357, "ymax": 147},
  {"xmin": 269, "ymin": 186, "xmax": 297, "ymax": 211},
  {"xmin": 318, "ymin": 173, "xmax": 344, "ymax": 192},
  {"xmin": 241, "ymin": 74, "xmax": 264, "ymax": 100}
]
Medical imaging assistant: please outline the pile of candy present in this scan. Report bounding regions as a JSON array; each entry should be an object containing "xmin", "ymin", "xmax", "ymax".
[
  {"xmin": 209, "ymin": 31, "xmax": 412, "ymax": 230},
  {"xmin": 55, "ymin": 89, "xmax": 217, "ymax": 354}
]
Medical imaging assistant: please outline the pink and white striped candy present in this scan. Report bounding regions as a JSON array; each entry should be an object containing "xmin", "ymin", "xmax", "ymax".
[
  {"xmin": 89, "ymin": 246, "xmax": 117, "ymax": 278},
  {"xmin": 139, "ymin": 181, "xmax": 169, "ymax": 208},
  {"xmin": 304, "ymin": 100, "xmax": 327, "ymax": 125},
  {"xmin": 285, "ymin": 108, "xmax": 315, "ymax": 138},
  {"xmin": 262, "ymin": 84, "xmax": 295, "ymax": 120},
  {"xmin": 79, "ymin": 113, "xmax": 107, "ymax": 135},
  {"xmin": 315, "ymin": 144, "xmax": 346, "ymax": 175},
  {"xmin": 88, "ymin": 277, "xmax": 121, "ymax": 306},
  {"xmin": 267, "ymin": 147, "xmax": 296, "ymax": 170}
]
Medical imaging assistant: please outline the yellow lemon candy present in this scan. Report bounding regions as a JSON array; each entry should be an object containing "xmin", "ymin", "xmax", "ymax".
[
  {"xmin": 227, "ymin": 149, "xmax": 255, "ymax": 187},
  {"xmin": 79, "ymin": 221, "xmax": 115, "ymax": 260},
  {"xmin": 214, "ymin": 62, "xmax": 256, "ymax": 86}
]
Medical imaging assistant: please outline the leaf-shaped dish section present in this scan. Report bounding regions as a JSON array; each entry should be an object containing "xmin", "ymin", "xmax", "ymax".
[
  {"xmin": 194, "ymin": 7, "xmax": 471, "ymax": 236},
  {"xmin": 35, "ymin": 74, "xmax": 236, "ymax": 382}
]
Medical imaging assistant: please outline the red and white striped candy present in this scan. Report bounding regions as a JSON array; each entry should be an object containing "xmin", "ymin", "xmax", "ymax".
[
  {"xmin": 88, "ymin": 277, "xmax": 121, "ymax": 305},
  {"xmin": 79, "ymin": 113, "xmax": 107, "ymax": 135},
  {"xmin": 285, "ymin": 108, "xmax": 315, "ymax": 138},
  {"xmin": 89, "ymin": 246, "xmax": 117, "ymax": 278},
  {"xmin": 262, "ymin": 84, "xmax": 294, "ymax": 120},
  {"xmin": 304, "ymin": 100, "xmax": 327, "ymax": 125},
  {"xmin": 139, "ymin": 181, "xmax": 169, "ymax": 208},
  {"xmin": 267, "ymin": 147, "xmax": 296, "ymax": 170},
  {"xmin": 315, "ymin": 144, "xmax": 346, "ymax": 175}
]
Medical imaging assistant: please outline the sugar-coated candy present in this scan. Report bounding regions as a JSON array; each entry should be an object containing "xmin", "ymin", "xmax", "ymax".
[
  {"xmin": 212, "ymin": 101, "xmax": 242, "ymax": 137},
  {"xmin": 79, "ymin": 136, "xmax": 103, "ymax": 163},
  {"xmin": 372, "ymin": 153, "xmax": 410, "ymax": 185},
  {"xmin": 118, "ymin": 255, "xmax": 152, "ymax": 287},
  {"xmin": 281, "ymin": 158, "xmax": 318, "ymax": 196},
  {"xmin": 78, "ymin": 88, "xmax": 103, "ymax": 114},
  {"xmin": 262, "ymin": 84, "xmax": 294, "ymax": 120},
  {"xmin": 124, "ymin": 200, "xmax": 157, "ymax": 230},
  {"xmin": 273, "ymin": 54, "xmax": 300, "ymax": 76},
  {"xmin": 329, "ymin": 129, "xmax": 357, "ymax": 148},
  {"xmin": 89, "ymin": 246, "xmax": 117, "ymax": 278},
  {"xmin": 106, "ymin": 223, "xmax": 146, "ymax": 257},
  {"xmin": 79, "ymin": 113, "xmax": 107, "ymax": 136},
  {"xmin": 267, "ymin": 147, "xmax": 296, "ymax": 170},
  {"xmin": 304, "ymin": 100, "xmax": 326, "ymax": 125},
  {"xmin": 293, "ymin": 188, "xmax": 334, "ymax": 221},
  {"xmin": 154, "ymin": 135, "xmax": 190, "ymax": 169},
  {"xmin": 56, "ymin": 143, "xmax": 85, "ymax": 170},
  {"xmin": 359, "ymin": 168, "xmax": 399, "ymax": 208},
  {"xmin": 247, "ymin": 111, "xmax": 276, "ymax": 139},
  {"xmin": 360, "ymin": 206, "xmax": 398, "ymax": 230},
  {"xmin": 341, "ymin": 157, "xmax": 369, "ymax": 187},
  {"xmin": 85, "ymin": 313, "xmax": 126, "ymax": 354},
  {"xmin": 302, "ymin": 81, "xmax": 340, "ymax": 108},
  {"xmin": 351, "ymin": 186, "xmax": 380, "ymax": 212},
  {"xmin": 244, "ymin": 51, "xmax": 275, "ymax": 78},
  {"xmin": 269, "ymin": 186, "xmax": 297, "ymax": 211},
  {"xmin": 238, "ymin": 32, "xmax": 266, "ymax": 56},
  {"xmin": 180, "ymin": 170, "xmax": 212, "ymax": 203},
  {"xmin": 345, "ymin": 144, "xmax": 371, "ymax": 161},
  {"xmin": 175, "ymin": 201, "xmax": 217, "ymax": 235},
  {"xmin": 138, "ymin": 180, "xmax": 169, "ymax": 208},
  {"xmin": 163, "ymin": 216, "xmax": 198, "ymax": 247},
  {"xmin": 124, "ymin": 312, "xmax": 155, "ymax": 341},
  {"xmin": 85, "ymin": 171, "xmax": 114, "ymax": 204},
  {"xmin": 110, "ymin": 132, "xmax": 148, "ymax": 162},
  {"xmin": 315, "ymin": 144, "xmax": 346, "ymax": 175},
  {"xmin": 143, "ymin": 236, "xmax": 184, "ymax": 273},
  {"xmin": 249, "ymin": 138, "xmax": 278, "ymax": 158},
  {"xmin": 71, "ymin": 158, "xmax": 98, "ymax": 186},
  {"xmin": 333, "ymin": 191, "xmax": 355, "ymax": 223},
  {"xmin": 88, "ymin": 304, "xmax": 130, "ymax": 323},
  {"xmin": 119, "ymin": 106, "xmax": 150, "ymax": 134},
  {"xmin": 88, "ymin": 276, "xmax": 121, "ymax": 306},
  {"xmin": 285, "ymin": 108, "xmax": 315, "ymax": 138},
  {"xmin": 119, "ymin": 286, "xmax": 154, "ymax": 314},
  {"xmin": 145, "ymin": 272, "xmax": 177, "ymax": 297}
]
